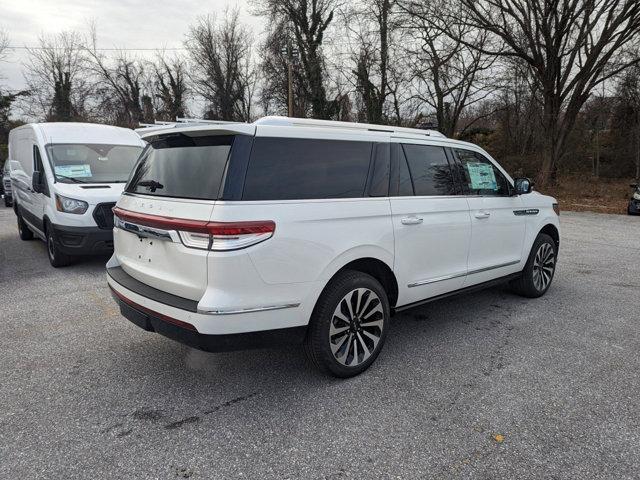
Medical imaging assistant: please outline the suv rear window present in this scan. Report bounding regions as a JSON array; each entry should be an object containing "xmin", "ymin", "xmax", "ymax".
[
  {"xmin": 126, "ymin": 134, "xmax": 232, "ymax": 200},
  {"xmin": 242, "ymin": 137, "xmax": 373, "ymax": 200}
]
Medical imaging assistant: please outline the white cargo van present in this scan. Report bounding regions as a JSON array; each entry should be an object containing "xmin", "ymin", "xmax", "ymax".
[{"xmin": 9, "ymin": 123, "xmax": 144, "ymax": 267}]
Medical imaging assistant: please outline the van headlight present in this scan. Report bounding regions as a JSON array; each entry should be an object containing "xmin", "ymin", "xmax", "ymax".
[{"xmin": 55, "ymin": 194, "xmax": 89, "ymax": 214}]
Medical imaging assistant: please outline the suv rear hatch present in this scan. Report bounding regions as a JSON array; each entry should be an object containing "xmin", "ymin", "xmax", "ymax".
[{"xmin": 113, "ymin": 125, "xmax": 255, "ymax": 301}]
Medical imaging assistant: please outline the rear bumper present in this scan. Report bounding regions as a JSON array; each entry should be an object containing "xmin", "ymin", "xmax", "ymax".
[
  {"xmin": 107, "ymin": 266, "xmax": 308, "ymax": 351},
  {"xmin": 52, "ymin": 223, "xmax": 113, "ymax": 255}
]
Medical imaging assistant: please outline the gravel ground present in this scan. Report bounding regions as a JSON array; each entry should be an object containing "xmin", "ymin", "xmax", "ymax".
[{"xmin": 0, "ymin": 205, "xmax": 639, "ymax": 479}]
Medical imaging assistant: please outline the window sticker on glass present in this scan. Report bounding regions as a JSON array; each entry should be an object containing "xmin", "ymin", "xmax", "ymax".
[
  {"xmin": 55, "ymin": 164, "xmax": 92, "ymax": 178},
  {"xmin": 466, "ymin": 162, "xmax": 497, "ymax": 191}
]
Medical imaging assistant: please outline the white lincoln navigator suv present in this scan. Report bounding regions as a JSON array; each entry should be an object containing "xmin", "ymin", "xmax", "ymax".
[{"xmin": 107, "ymin": 117, "xmax": 560, "ymax": 377}]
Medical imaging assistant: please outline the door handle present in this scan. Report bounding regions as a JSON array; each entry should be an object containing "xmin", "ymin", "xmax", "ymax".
[
  {"xmin": 401, "ymin": 216, "xmax": 424, "ymax": 225},
  {"xmin": 474, "ymin": 211, "xmax": 491, "ymax": 219}
]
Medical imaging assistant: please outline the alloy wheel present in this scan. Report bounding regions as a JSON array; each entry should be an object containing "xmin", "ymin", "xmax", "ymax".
[
  {"xmin": 533, "ymin": 242, "xmax": 555, "ymax": 291},
  {"xmin": 329, "ymin": 288, "xmax": 385, "ymax": 367}
]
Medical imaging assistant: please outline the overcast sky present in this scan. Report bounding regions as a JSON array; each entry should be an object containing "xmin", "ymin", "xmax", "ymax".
[{"xmin": 0, "ymin": 0, "xmax": 262, "ymax": 91}]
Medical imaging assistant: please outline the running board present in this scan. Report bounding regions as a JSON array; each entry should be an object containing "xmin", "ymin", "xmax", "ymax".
[{"xmin": 392, "ymin": 272, "xmax": 522, "ymax": 314}]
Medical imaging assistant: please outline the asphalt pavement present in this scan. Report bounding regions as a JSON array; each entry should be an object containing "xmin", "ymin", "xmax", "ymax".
[{"xmin": 0, "ymin": 205, "xmax": 639, "ymax": 479}]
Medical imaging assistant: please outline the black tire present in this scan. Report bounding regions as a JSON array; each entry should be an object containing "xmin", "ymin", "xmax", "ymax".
[
  {"xmin": 45, "ymin": 221, "xmax": 73, "ymax": 268},
  {"xmin": 4, "ymin": 196, "xmax": 11, "ymax": 207},
  {"xmin": 510, "ymin": 233, "xmax": 557, "ymax": 298},
  {"xmin": 17, "ymin": 210, "xmax": 34, "ymax": 240},
  {"xmin": 305, "ymin": 270, "xmax": 390, "ymax": 378}
]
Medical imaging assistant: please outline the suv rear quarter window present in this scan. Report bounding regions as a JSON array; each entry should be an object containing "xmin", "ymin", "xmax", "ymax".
[{"xmin": 242, "ymin": 137, "xmax": 373, "ymax": 200}]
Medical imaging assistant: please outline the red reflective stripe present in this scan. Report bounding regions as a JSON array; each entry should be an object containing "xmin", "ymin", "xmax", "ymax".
[
  {"xmin": 113, "ymin": 206, "xmax": 275, "ymax": 236},
  {"xmin": 109, "ymin": 285, "xmax": 198, "ymax": 332},
  {"xmin": 207, "ymin": 221, "xmax": 275, "ymax": 236},
  {"xmin": 113, "ymin": 206, "xmax": 209, "ymax": 233}
]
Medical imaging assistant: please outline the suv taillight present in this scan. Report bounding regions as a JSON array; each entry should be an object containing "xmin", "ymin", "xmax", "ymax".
[{"xmin": 113, "ymin": 207, "xmax": 275, "ymax": 251}]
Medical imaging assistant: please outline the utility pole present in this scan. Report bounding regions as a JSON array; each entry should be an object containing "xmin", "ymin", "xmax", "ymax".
[
  {"xmin": 288, "ymin": 58, "xmax": 293, "ymax": 118},
  {"xmin": 281, "ymin": 41, "xmax": 298, "ymax": 118}
]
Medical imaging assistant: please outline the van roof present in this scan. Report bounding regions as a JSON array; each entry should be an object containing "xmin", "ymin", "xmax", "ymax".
[{"xmin": 16, "ymin": 122, "xmax": 143, "ymax": 146}]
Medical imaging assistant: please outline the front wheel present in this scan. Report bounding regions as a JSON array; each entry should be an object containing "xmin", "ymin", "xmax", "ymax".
[
  {"xmin": 510, "ymin": 233, "xmax": 557, "ymax": 298},
  {"xmin": 305, "ymin": 270, "xmax": 390, "ymax": 377},
  {"xmin": 46, "ymin": 223, "xmax": 73, "ymax": 268}
]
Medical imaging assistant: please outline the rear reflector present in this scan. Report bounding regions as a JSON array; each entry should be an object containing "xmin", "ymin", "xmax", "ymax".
[{"xmin": 113, "ymin": 207, "xmax": 275, "ymax": 251}]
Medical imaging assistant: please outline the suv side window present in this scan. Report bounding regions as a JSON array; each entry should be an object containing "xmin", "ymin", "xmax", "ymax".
[
  {"xmin": 453, "ymin": 148, "xmax": 510, "ymax": 196},
  {"xmin": 402, "ymin": 144, "xmax": 456, "ymax": 196},
  {"xmin": 243, "ymin": 137, "xmax": 373, "ymax": 200}
]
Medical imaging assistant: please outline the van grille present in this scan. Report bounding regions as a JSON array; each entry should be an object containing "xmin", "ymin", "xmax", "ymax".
[{"xmin": 93, "ymin": 202, "xmax": 116, "ymax": 230}]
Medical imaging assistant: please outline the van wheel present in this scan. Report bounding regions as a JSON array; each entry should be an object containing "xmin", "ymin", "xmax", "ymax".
[
  {"xmin": 4, "ymin": 196, "xmax": 11, "ymax": 207},
  {"xmin": 46, "ymin": 222, "xmax": 72, "ymax": 268},
  {"xmin": 17, "ymin": 211, "xmax": 34, "ymax": 240},
  {"xmin": 510, "ymin": 233, "xmax": 556, "ymax": 298},
  {"xmin": 305, "ymin": 270, "xmax": 390, "ymax": 377}
]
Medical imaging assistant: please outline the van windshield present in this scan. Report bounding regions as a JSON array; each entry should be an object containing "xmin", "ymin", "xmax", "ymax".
[
  {"xmin": 126, "ymin": 134, "xmax": 233, "ymax": 200},
  {"xmin": 46, "ymin": 143, "xmax": 143, "ymax": 184}
]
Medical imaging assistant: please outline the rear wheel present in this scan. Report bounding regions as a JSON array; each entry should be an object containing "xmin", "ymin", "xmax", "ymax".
[
  {"xmin": 4, "ymin": 196, "xmax": 11, "ymax": 207},
  {"xmin": 510, "ymin": 233, "xmax": 557, "ymax": 298},
  {"xmin": 46, "ymin": 222, "xmax": 73, "ymax": 268},
  {"xmin": 305, "ymin": 270, "xmax": 390, "ymax": 377},
  {"xmin": 17, "ymin": 210, "xmax": 34, "ymax": 240}
]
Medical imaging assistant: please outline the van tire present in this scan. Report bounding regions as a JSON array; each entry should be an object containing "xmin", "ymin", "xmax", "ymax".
[
  {"xmin": 4, "ymin": 196, "xmax": 11, "ymax": 207},
  {"xmin": 17, "ymin": 210, "xmax": 34, "ymax": 240},
  {"xmin": 305, "ymin": 270, "xmax": 390, "ymax": 377},
  {"xmin": 510, "ymin": 233, "xmax": 556, "ymax": 298},
  {"xmin": 45, "ymin": 221, "xmax": 73, "ymax": 268}
]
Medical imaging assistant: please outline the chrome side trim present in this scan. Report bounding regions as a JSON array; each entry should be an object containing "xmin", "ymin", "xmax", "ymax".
[
  {"xmin": 467, "ymin": 260, "xmax": 520, "ymax": 275},
  {"xmin": 198, "ymin": 303, "xmax": 301, "ymax": 315},
  {"xmin": 407, "ymin": 271, "xmax": 466, "ymax": 288},
  {"xmin": 407, "ymin": 260, "xmax": 521, "ymax": 288}
]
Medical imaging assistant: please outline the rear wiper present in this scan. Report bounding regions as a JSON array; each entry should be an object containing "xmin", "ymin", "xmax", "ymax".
[
  {"xmin": 56, "ymin": 175, "xmax": 88, "ymax": 184},
  {"xmin": 137, "ymin": 180, "xmax": 164, "ymax": 192}
]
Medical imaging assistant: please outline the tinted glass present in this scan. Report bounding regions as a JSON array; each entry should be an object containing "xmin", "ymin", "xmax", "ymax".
[
  {"xmin": 126, "ymin": 135, "xmax": 233, "ymax": 200},
  {"xmin": 243, "ymin": 138, "xmax": 372, "ymax": 200},
  {"xmin": 453, "ymin": 148, "xmax": 510, "ymax": 196},
  {"xmin": 368, "ymin": 143, "xmax": 390, "ymax": 197},
  {"xmin": 402, "ymin": 144, "xmax": 456, "ymax": 196},
  {"xmin": 34, "ymin": 146, "xmax": 44, "ymax": 172},
  {"xmin": 398, "ymin": 153, "xmax": 414, "ymax": 196},
  {"xmin": 47, "ymin": 143, "xmax": 142, "ymax": 183}
]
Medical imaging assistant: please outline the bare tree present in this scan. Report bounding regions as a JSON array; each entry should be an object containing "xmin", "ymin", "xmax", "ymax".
[
  {"xmin": 343, "ymin": 0, "xmax": 397, "ymax": 124},
  {"xmin": 23, "ymin": 32, "xmax": 91, "ymax": 121},
  {"xmin": 85, "ymin": 29, "xmax": 153, "ymax": 127},
  {"xmin": 0, "ymin": 29, "xmax": 8, "ymax": 65},
  {"xmin": 186, "ymin": 10, "xmax": 255, "ymax": 121},
  {"xmin": 400, "ymin": 0, "xmax": 498, "ymax": 137},
  {"xmin": 256, "ymin": 0, "xmax": 338, "ymax": 119},
  {"xmin": 445, "ymin": 0, "xmax": 640, "ymax": 185},
  {"xmin": 152, "ymin": 54, "xmax": 189, "ymax": 121},
  {"xmin": 613, "ymin": 63, "xmax": 640, "ymax": 181}
]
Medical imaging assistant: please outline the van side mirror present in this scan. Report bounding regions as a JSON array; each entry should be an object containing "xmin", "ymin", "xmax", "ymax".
[
  {"xmin": 514, "ymin": 177, "xmax": 533, "ymax": 195},
  {"xmin": 32, "ymin": 171, "xmax": 44, "ymax": 194}
]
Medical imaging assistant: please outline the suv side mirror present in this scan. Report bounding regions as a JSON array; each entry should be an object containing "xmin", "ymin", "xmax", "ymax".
[
  {"xmin": 514, "ymin": 177, "xmax": 533, "ymax": 195},
  {"xmin": 32, "ymin": 171, "xmax": 44, "ymax": 194}
]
